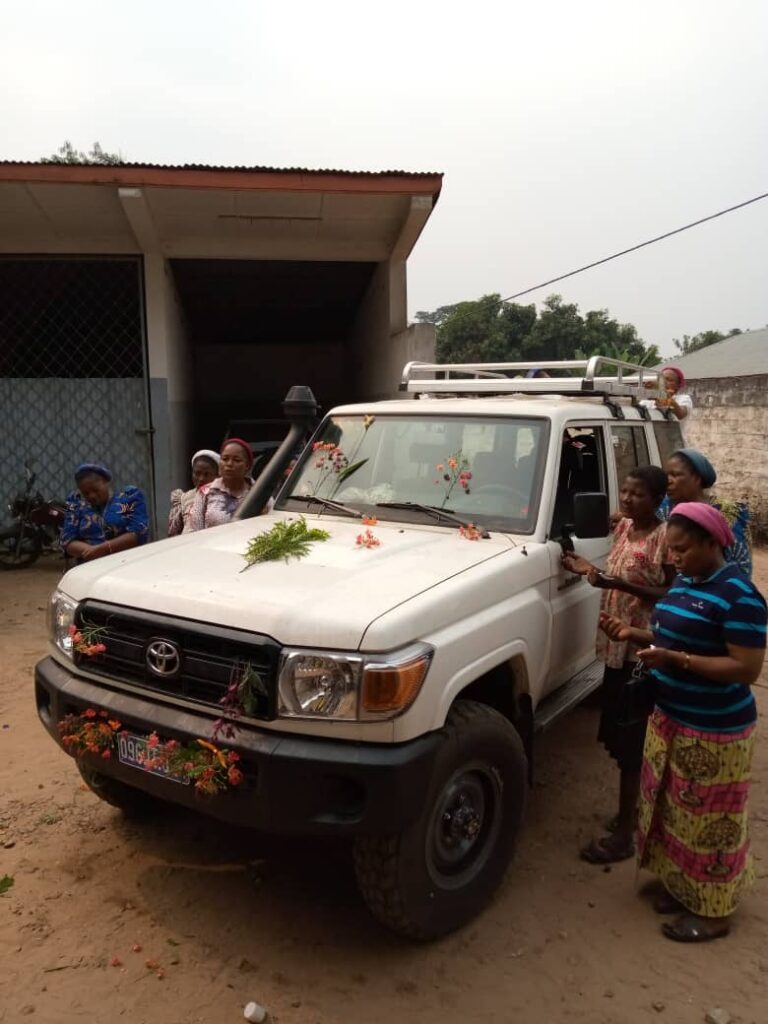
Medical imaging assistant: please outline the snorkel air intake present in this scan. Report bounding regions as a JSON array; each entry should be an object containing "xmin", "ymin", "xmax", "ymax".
[{"xmin": 237, "ymin": 386, "xmax": 318, "ymax": 520}]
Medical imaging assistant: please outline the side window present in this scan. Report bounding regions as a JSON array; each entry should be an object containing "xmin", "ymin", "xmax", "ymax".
[
  {"xmin": 653, "ymin": 420, "xmax": 684, "ymax": 465},
  {"xmin": 611, "ymin": 425, "xmax": 651, "ymax": 483},
  {"xmin": 551, "ymin": 425, "xmax": 607, "ymax": 536}
]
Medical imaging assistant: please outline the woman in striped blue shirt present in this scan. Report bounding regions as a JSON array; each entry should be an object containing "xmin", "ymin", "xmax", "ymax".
[{"xmin": 601, "ymin": 502, "xmax": 766, "ymax": 943}]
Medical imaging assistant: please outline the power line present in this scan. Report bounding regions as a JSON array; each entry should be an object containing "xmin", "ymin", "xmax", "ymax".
[{"xmin": 488, "ymin": 189, "xmax": 768, "ymax": 308}]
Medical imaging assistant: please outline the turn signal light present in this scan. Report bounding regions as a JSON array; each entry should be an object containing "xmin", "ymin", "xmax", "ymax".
[{"xmin": 361, "ymin": 656, "xmax": 430, "ymax": 715}]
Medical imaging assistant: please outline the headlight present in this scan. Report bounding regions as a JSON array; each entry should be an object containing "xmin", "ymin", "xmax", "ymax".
[
  {"xmin": 48, "ymin": 590, "xmax": 78, "ymax": 658},
  {"xmin": 278, "ymin": 643, "xmax": 432, "ymax": 721}
]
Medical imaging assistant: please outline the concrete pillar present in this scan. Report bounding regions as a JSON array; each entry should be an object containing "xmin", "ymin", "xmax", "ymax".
[
  {"xmin": 348, "ymin": 259, "xmax": 435, "ymax": 401},
  {"xmin": 143, "ymin": 254, "xmax": 193, "ymax": 535}
]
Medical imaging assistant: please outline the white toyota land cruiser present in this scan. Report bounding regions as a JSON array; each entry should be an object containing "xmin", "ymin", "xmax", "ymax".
[{"xmin": 36, "ymin": 358, "xmax": 683, "ymax": 939}]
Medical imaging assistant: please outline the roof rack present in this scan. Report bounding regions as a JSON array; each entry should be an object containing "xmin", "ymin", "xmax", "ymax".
[{"xmin": 399, "ymin": 357, "xmax": 659, "ymax": 400}]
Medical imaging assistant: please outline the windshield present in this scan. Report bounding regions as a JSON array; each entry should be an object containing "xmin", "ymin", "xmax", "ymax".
[{"xmin": 278, "ymin": 414, "xmax": 548, "ymax": 533}]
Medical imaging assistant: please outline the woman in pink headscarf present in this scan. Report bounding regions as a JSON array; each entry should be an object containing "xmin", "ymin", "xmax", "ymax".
[{"xmin": 601, "ymin": 503, "xmax": 766, "ymax": 943}]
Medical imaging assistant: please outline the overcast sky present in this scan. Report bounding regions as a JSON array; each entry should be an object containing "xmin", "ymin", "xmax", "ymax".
[{"xmin": 3, "ymin": 0, "xmax": 767, "ymax": 355}]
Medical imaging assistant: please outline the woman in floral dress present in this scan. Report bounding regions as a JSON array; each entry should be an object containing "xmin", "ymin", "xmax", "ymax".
[
  {"xmin": 562, "ymin": 465, "xmax": 674, "ymax": 863},
  {"xmin": 168, "ymin": 449, "xmax": 220, "ymax": 536}
]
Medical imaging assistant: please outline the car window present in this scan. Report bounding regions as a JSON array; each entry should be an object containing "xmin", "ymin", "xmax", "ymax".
[
  {"xmin": 653, "ymin": 419, "xmax": 684, "ymax": 465},
  {"xmin": 550, "ymin": 425, "xmax": 607, "ymax": 537},
  {"xmin": 611, "ymin": 425, "xmax": 652, "ymax": 484},
  {"xmin": 280, "ymin": 414, "xmax": 549, "ymax": 534}
]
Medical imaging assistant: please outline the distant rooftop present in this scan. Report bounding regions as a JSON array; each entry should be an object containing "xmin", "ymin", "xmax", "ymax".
[{"xmin": 661, "ymin": 327, "xmax": 768, "ymax": 379}]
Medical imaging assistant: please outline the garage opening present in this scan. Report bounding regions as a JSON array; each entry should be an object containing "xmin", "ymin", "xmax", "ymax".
[{"xmin": 170, "ymin": 259, "xmax": 377, "ymax": 456}]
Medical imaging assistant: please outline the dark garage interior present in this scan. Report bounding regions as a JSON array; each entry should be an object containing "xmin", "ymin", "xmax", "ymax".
[{"xmin": 170, "ymin": 258, "xmax": 377, "ymax": 451}]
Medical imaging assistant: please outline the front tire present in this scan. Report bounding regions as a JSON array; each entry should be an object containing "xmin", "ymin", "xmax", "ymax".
[{"xmin": 353, "ymin": 700, "xmax": 528, "ymax": 940}]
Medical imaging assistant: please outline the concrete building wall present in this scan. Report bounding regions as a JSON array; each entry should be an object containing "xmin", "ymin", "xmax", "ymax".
[
  {"xmin": 684, "ymin": 375, "xmax": 768, "ymax": 537},
  {"xmin": 349, "ymin": 260, "xmax": 435, "ymax": 401}
]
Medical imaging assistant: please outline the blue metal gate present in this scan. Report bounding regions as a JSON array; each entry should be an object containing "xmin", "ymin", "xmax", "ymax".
[{"xmin": 0, "ymin": 256, "xmax": 154, "ymax": 529}]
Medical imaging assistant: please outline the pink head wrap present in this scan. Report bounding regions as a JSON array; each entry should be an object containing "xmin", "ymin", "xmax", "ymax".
[
  {"xmin": 669, "ymin": 502, "xmax": 734, "ymax": 549},
  {"xmin": 662, "ymin": 365, "xmax": 686, "ymax": 389},
  {"xmin": 221, "ymin": 436, "xmax": 254, "ymax": 466}
]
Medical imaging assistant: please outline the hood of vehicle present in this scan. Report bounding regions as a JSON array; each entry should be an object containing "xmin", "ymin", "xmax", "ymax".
[{"xmin": 60, "ymin": 513, "xmax": 515, "ymax": 649}]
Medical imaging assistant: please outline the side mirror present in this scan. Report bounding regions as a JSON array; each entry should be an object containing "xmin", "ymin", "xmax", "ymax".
[{"xmin": 573, "ymin": 491, "xmax": 609, "ymax": 539}]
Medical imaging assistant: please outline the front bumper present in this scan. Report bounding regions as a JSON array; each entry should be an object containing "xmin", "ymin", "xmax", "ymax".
[{"xmin": 35, "ymin": 657, "xmax": 441, "ymax": 836}]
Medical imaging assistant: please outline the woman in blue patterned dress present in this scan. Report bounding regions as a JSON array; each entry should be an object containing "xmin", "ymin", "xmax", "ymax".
[
  {"xmin": 659, "ymin": 448, "xmax": 752, "ymax": 578},
  {"xmin": 61, "ymin": 463, "xmax": 149, "ymax": 562}
]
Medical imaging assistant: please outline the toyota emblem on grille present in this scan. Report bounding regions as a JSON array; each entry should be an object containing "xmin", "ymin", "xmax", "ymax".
[{"xmin": 145, "ymin": 639, "xmax": 181, "ymax": 678}]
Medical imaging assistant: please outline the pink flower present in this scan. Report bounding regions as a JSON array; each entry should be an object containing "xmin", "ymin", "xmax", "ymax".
[
  {"xmin": 147, "ymin": 733, "xmax": 160, "ymax": 749},
  {"xmin": 101, "ymin": 749, "xmax": 111, "ymax": 759},
  {"xmin": 356, "ymin": 529, "xmax": 381, "ymax": 549}
]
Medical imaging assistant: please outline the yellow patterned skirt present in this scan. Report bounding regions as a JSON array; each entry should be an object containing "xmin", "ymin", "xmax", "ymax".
[{"xmin": 636, "ymin": 708, "xmax": 755, "ymax": 919}]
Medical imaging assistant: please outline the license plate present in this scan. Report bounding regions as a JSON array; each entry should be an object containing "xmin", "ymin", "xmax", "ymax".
[{"xmin": 117, "ymin": 732, "xmax": 188, "ymax": 785}]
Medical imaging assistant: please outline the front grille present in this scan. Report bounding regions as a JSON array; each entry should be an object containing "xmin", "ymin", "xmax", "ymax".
[{"xmin": 74, "ymin": 601, "xmax": 279, "ymax": 719}]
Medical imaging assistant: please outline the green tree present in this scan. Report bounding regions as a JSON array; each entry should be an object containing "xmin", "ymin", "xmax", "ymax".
[
  {"xmin": 434, "ymin": 294, "xmax": 536, "ymax": 363},
  {"xmin": 421, "ymin": 292, "xmax": 660, "ymax": 368},
  {"xmin": 40, "ymin": 140, "xmax": 124, "ymax": 165},
  {"xmin": 672, "ymin": 327, "xmax": 742, "ymax": 355},
  {"xmin": 414, "ymin": 304, "xmax": 460, "ymax": 327}
]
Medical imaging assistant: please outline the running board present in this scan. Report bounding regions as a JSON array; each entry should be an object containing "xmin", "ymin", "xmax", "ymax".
[{"xmin": 533, "ymin": 660, "xmax": 603, "ymax": 732}]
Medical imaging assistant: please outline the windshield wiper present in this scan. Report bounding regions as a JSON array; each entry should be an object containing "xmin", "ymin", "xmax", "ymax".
[
  {"xmin": 375, "ymin": 501, "xmax": 489, "ymax": 538},
  {"xmin": 287, "ymin": 494, "xmax": 362, "ymax": 518}
]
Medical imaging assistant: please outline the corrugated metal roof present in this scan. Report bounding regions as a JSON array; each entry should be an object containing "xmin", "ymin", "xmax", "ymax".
[
  {"xmin": 0, "ymin": 160, "xmax": 441, "ymax": 177},
  {"xmin": 660, "ymin": 327, "xmax": 768, "ymax": 379}
]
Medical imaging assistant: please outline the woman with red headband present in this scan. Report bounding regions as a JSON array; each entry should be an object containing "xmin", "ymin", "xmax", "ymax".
[
  {"xmin": 601, "ymin": 503, "xmax": 766, "ymax": 943},
  {"xmin": 186, "ymin": 438, "xmax": 253, "ymax": 532},
  {"xmin": 642, "ymin": 366, "xmax": 692, "ymax": 431}
]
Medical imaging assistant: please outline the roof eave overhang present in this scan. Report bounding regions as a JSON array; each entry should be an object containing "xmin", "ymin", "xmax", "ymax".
[{"xmin": 0, "ymin": 163, "xmax": 443, "ymax": 203}]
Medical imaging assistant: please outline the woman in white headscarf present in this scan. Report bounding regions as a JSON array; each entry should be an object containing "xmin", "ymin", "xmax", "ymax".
[{"xmin": 167, "ymin": 450, "xmax": 220, "ymax": 536}]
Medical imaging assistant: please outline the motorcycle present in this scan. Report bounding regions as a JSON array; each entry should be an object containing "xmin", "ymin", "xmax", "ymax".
[{"xmin": 0, "ymin": 463, "xmax": 67, "ymax": 570}]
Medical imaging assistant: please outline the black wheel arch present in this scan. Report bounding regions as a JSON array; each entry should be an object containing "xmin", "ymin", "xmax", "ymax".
[{"xmin": 451, "ymin": 656, "xmax": 534, "ymax": 778}]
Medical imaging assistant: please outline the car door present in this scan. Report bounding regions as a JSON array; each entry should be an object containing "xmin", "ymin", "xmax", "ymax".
[{"xmin": 545, "ymin": 423, "xmax": 612, "ymax": 691}]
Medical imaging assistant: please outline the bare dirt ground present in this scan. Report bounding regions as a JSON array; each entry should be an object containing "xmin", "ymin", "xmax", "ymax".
[{"xmin": 1, "ymin": 556, "xmax": 768, "ymax": 1024}]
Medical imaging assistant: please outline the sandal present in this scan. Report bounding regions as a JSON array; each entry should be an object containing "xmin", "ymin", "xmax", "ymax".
[
  {"xmin": 662, "ymin": 913, "xmax": 731, "ymax": 943},
  {"xmin": 653, "ymin": 891, "xmax": 684, "ymax": 915},
  {"xmin": 579, "ymin": 835, "xmax": 635, "ymax": 864}
]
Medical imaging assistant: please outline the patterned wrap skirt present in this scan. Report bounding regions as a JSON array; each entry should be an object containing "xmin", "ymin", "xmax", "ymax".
[{"xmin": 637, "ymin": 708, "xmax": 755, "ymax": 919}]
